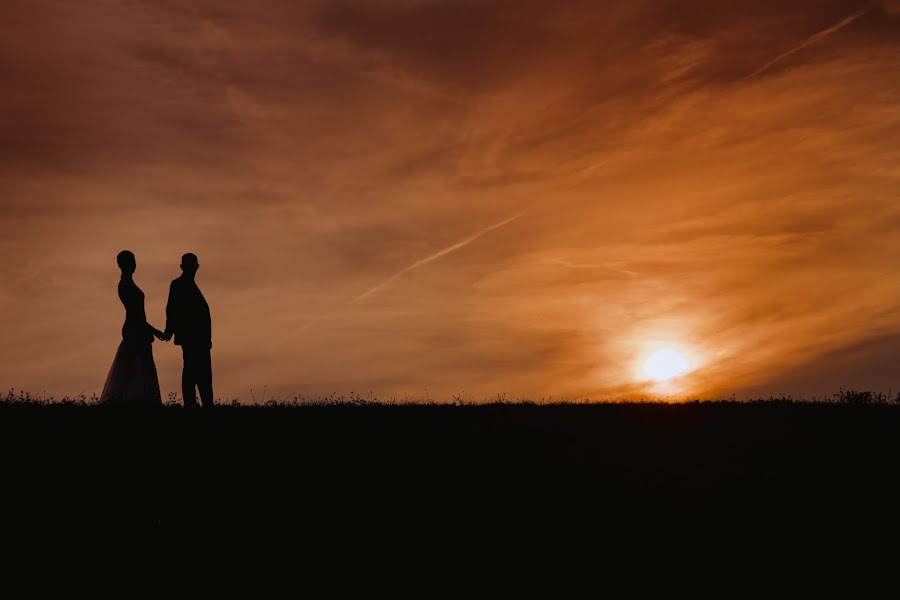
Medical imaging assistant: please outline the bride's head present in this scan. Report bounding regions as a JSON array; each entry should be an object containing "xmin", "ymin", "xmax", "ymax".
[{"xmin": 117, "ymin": 250, "xmax": 136, "ymax": 275}]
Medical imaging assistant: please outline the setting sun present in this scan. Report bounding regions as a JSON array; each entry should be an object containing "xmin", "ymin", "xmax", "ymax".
[{"xmin": 641, "ymin": 347, "xmax": 692, "ymax": 383}]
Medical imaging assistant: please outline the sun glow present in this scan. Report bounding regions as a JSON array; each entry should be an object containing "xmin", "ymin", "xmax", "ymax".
[{"xmin": 641, "ymin": 347, "xmax": 691, "ymax": 382}]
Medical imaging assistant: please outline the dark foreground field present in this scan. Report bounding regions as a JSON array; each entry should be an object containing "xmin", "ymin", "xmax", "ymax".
[{"xmin": 4, "ymin": 400, "xmax": 900, "ymax": 548}]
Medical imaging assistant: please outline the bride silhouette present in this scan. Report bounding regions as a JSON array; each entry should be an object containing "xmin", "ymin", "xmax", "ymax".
[{"xmin": 100, "ymin": 250, "xmax": 165, "ymax": 405}]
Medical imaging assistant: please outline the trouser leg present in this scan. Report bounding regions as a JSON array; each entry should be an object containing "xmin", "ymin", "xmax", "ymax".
[
  {"xmin": 197, "ymin": 347, "xmax": 214, "ymax": 408},
  {"xmin": 182, "ymin": 347, "xmax": 198, "ymax": 408}
]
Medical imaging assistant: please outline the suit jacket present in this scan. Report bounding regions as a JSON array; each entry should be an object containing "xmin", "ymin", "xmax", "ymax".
[{"xmin": 165, "ymin": 276, "xmax": 212, "ymax": 348}]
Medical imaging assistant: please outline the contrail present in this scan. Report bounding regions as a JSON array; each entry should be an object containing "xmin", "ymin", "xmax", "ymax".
[
  {"xmin": 350, "ymin": 211, "xmax": 526, "ymax": 305},
  {"xmin": 745, "ymin": 1, "xmax": 875, "ymax": 80}
]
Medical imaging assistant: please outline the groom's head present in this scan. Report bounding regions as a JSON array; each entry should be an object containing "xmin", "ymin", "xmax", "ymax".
[{"xmin": 181, "ymin": 253, "xmax": 199, "ymax": 276}]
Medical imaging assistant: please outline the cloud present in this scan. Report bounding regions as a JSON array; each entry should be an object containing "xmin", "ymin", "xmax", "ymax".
[
  {"xmin": 350, "ymin": 211, "xmax": 526, "ymax": 304},
  {"xmin": 745, "ymin": 2, "xmax": 876, "ymax": 79},
  {"xmin": 1, "ymin": 1, "xmax": 900, "ymax": 400},
  {"xmin": 882, "ymin": 0, "xmax": 900, "ymax": 14}
]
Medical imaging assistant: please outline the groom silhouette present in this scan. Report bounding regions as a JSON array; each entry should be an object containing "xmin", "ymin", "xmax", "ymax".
[{"xmin": 163, "ymin": 253, "xmax": 214, "ymax": 408}]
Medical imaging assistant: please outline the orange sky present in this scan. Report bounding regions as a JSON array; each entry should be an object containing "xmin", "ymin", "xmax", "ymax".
[{"xmin": 2, "ymin": 0, "xmax": 899, "ymax": 401}]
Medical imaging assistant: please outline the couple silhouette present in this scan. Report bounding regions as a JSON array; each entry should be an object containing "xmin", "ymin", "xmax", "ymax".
[{"xmin": 100, "ymin": 251, "xmax": 213, "ymax": 408}]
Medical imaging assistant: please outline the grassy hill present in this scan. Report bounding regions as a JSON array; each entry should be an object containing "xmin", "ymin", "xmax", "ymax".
[{"xmin": 3, "ymin": 392, "xmax": 900, "ymax": 545}]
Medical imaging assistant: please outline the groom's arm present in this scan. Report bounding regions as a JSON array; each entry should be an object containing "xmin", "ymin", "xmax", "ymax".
[{"xmin": 163, "ymin": 281, "xmax": 177, "ymax": 341}]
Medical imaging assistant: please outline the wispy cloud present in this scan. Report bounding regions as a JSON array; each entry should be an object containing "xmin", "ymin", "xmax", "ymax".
[
  {"xmin": 745, "ymin": 2, "xmax": 875, "ymax": 79},
  {"xmin": 350, "ymin": 211, "xmax": 526, "ymax": 304}
]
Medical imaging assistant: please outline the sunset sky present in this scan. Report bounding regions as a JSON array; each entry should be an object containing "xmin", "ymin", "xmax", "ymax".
[{"xmin": 2, "ymin": 0, "xmax": 899, "ymax": 401}]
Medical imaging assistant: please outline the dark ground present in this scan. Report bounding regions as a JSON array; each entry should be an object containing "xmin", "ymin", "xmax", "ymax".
[{"xmin": 3, "ymin": 401, "xmax": 900, "ymax": 551}]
